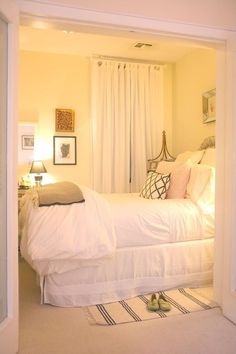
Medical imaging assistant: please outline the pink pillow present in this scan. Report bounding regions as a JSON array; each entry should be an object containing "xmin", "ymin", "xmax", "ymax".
[
  {"xmin": 156, "ymin": 160, "xmax": 192, "ymax": 199},
  {"xmin": 167, "ymin": 160, "xmax": 192, "ymax": 199}
]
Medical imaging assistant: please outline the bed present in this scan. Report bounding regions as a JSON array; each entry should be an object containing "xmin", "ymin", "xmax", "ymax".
[{"xmin": 19, "ymin": 140, "xmax": 215, "ymax": 307}]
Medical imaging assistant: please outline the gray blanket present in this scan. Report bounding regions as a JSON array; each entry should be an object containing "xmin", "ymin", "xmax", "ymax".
[{"xmin": 38, "ymin": 182, "xmax": 85, "ymax": 206}]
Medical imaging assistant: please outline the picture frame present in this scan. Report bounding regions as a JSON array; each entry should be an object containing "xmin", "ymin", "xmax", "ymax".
[
  {"xmin": 53, "ymin": 136, "xmax": 77, "ymax": 165},
  {"xmin": 147, "ymin": 160, "xmax": 158, "ymax": 172},
  {"xmin": 202, "ymin": 89, "xmax": 216, "ymax": 123},
  {"xmin": 21, "ymin": 135, "xmax": 34, "ymax": 150},
  {"xmin": 55, "ymin": 108, "xmax": 75, "ymax": 132}
]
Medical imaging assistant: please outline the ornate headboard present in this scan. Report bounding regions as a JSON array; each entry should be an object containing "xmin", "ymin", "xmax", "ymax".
[
  {"xmin": 147, "ymin": 131, "xmax": 175, "ymax": 172},
  {"xmin": 199, "ymin": 136, "xmax": 215, "ymax": 150}
]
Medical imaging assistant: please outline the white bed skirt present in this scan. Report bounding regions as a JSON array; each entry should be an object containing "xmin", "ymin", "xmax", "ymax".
[{"xmin": 40, "ymin": 238, "xmax": 214, "ymax": 307}]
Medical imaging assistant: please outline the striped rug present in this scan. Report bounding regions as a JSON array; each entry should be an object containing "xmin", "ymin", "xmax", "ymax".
[{"xmin": 85, "ymin": 288, "xmax": 218, "ymax": 326}]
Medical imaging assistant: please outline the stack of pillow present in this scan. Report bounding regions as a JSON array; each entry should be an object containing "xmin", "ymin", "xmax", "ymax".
[{"xmin": 140, "ymin": 148, "xmax": 215, "ymax": 209}]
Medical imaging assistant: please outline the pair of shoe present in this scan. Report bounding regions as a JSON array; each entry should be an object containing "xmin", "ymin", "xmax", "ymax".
[{"xmin": 147, "ymin": 293, "xmax": 171, "ymax": 312}]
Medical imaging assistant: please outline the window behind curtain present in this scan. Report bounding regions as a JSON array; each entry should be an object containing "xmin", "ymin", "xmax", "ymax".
[{"xmin": 91, "ymin": 59, "xmax": 164, "ymax": 193}]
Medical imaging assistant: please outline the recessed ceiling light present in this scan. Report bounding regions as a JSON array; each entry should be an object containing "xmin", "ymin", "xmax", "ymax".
[
  {"xmin": 31, "ymin": 21, "xmax": 49, "ymax": 29},
  {"xmin": 62, "ymin": 30, "xmax": 74, "ymax": 34}
]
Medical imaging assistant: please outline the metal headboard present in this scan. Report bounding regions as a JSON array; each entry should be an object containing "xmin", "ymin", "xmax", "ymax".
[{"xmin": 147, "ymin": 131, "xmax": 175, "ymax": 172}]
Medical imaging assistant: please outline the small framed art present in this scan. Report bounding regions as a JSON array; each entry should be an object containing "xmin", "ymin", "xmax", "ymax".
[
  {"xmin": 147, "ymin": 160, "xmax": 158, "ymax": 172},
  {"xmin": 53, "ymin": 136, "xmax": 77, "ymax": 165},
  {"xmin": 22, "ymin": 135, "xmax": 34, "ymax": 150},
  {"xmin": 55, "ymin": 108, "xmax": 75, "ymax": 132},
  {"xmin": 202, "ymin": 89, "xmax": 216, "ymax": 123}
]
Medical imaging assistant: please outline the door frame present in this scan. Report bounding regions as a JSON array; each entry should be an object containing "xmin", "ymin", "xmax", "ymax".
[
  {"xmin": 0, "ymin": 1, "xmax": 19, "ymax": 354},
  {"xmin": 18, "ymin": 0, "xmax": 236, "ymax": 321}
]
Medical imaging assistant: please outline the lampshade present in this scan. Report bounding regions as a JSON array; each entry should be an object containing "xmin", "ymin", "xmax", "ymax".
[{"xmin": 29, "ymin": 160, "xmax": 47, "ymax": 174}]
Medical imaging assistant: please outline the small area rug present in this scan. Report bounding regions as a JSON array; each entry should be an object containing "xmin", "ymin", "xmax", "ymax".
[{"xmin": 85, "ymin": 288, "xmax": 218, "ymax": 326}]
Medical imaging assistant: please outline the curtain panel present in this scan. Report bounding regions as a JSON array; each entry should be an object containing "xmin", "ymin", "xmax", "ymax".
[{"xmin": 91, "ymin": 59, "xmax": 164, "ymax": 193}]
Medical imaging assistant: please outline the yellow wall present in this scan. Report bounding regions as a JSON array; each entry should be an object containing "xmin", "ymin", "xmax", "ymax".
[
  {"xmin": 19, "ymin": 51, "xmax": 92, "ymax": 186},
  {"xmin": 19, "ymin": 48, "xmax": 215, "ymax": 185},
  {"xmin": 173, "ymin": 48, "xmax": 216, "ymax": 155},
  {"xmin": 19, "ymin": 51, "xmax": 173, "ymax": 186}
]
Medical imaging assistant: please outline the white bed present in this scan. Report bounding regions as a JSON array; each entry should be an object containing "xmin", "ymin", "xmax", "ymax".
[{"xmin": 19, "ymin": 144, "xmax": 215, "ymax": 307}]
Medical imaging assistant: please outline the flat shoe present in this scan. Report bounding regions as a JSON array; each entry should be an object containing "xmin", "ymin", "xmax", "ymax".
[
  {"xmin": 158, "ymin": 294, "xmax": 171, "ymax": 311},
  {"xmin": 147, "ymin": 293, "xmax": 159, "ymax": 311}
]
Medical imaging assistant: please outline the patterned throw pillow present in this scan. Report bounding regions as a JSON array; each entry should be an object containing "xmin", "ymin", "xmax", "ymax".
[{"xmin": 140, "ymin": 172, "xmax": 170, "ymax": 199}]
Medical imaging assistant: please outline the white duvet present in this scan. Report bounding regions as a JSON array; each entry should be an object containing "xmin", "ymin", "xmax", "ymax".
[
  {"xmin": 19, "ymin": 185, "xmax": 214, "ymax": 275},
  {"xmin": 20, "ymin": 186, "xmax": 116, "ymax": 266},
  {"xmin": 103, "ymin": 193, "xmax": 214, "ymax": 248}
]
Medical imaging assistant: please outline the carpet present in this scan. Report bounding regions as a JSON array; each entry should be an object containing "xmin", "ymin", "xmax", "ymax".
[{"xmin": 85, "ymin": 288, "xmax": 218, "ymax": 325}]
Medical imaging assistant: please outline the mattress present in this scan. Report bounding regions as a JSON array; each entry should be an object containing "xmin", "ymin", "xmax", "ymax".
[{"xmin": 40, "ymin": 238, "xmax": 214, "ymax": 307}]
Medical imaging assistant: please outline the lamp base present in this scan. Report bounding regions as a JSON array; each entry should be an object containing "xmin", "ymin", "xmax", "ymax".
[{"xmin": 34, "ymin": 175, "xmax": 42, "ymax": 186}]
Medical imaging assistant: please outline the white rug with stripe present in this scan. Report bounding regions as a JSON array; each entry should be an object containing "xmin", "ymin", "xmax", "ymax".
[{"xmin": 85, "ymin": 288, "xmax": 218, "ymax": 325}]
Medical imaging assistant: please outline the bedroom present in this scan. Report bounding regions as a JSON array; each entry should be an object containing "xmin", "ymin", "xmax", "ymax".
[
  {"xmin": 17, "ymin": 22, "xmax": 217, "ymax": 304},
  {"xmin": 2, "ymin": 0, "xmax": 236, "ymax": 352}
]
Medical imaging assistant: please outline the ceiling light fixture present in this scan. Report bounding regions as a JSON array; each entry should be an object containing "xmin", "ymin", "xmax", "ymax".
[{"xmin": 62, "ymin": 30, "xmax": 74, "ymax": 34}]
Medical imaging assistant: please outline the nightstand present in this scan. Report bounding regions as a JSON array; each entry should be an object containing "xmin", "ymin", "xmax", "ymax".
[
  {"xmin": 18, "ymin": 187, "xmax": 30, "ymax": 210},
  {"xmin": 18, "ymin": 187, "xmax": 30, "ymax": 256}
]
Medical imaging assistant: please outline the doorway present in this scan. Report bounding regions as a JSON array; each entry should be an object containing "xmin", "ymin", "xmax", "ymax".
[{"xmin": 18, "ymin": 1, "xmax": 236, "ymax": 325}]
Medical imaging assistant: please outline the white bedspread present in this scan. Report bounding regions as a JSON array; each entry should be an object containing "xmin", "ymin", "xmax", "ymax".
[
  {"xmin": 19, "ymin": 185, "xmax": 214, "ymax": 276},
  {"xmin": 19, "ymin": 186, "xmax": 116, "ymax": 267},
  {"xmin": 104, "ymin": 193, "xmax": 214, "ymax": 248}
]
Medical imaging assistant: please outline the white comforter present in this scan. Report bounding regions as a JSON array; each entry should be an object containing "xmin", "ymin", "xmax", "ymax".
[
  {"xmin": 20, "ymin": 186, "xmax": 116, "ymax": 266},
  {"xmin": 19, "ymin": 185, "xmax": 214, "ymax": 276},
  {"xmin": 104, "ymin": 193, "xmax": 214, "ymax": 248}
]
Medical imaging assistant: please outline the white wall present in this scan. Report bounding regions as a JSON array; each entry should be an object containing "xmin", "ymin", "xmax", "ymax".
[{"xmin": 173, "ymin": 48, "xmax": 216, "ymax": 155}]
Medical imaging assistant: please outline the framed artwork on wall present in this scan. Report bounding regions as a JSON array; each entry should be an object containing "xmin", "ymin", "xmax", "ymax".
[
  {"xmin": 55, "ymin": 108, "xmax": 75, "ymax": 132},
  {"xmin": 53, "ymin": 136, "xmax": 77, "ymax": 165},
  {"xmin": 147, "ymin": 160, "xmax": 158, "ymax": 172},
  {"xmin": 202, "ymin": 89, "xmax": 216, "ymax": 124},
  {"xmin": 21, "ymin": 135, "xmax": 34, "ymax": 150}
]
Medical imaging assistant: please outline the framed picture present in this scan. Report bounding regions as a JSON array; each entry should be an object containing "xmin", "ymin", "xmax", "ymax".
[
  {"xmin": 53, "ymin": 136, "xmax": 77, "ymax": 165},
  {"xmin": 202, "ymin": 89, "xmax": 216, "ymax": 123},
  {"xmin": 22, "ymin": 135, "xmax": 34, "ymax": 150},
  {"xmin": 55, "ymin": 108, "xmax": 75, "ymax": 132},
  {"xmin": 147, "ymin": 160, "xmax": 158, "ymax": 172}
]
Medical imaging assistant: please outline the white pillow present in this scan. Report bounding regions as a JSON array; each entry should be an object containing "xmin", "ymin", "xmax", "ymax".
[
  {"xmin": 176, "ymin": 150, "xmax": 204, "ymax": 164},
  {"xmin": 200, "ymin": 148, "xmax": 215, "ymax": 166},
  {"xmin": 186, "ymin": 164, "xmax": 215, "ymax": 209},
  {"xmin": 187, "ymin": 164, "xmax": 215, "ymax": 237},
  {"xmin": 140, "ymin": 172, "xmax": 170, "ymax": 200},
  {"xmin": 156, "ymin": 160, "xmax": 181, "ymax": 174},
  {"xmin": 157, "ymin": 160, "xmax": 192, "ymax": 199}
]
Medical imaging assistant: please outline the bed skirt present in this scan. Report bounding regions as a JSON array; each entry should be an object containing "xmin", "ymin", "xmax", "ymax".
[{"xmin": 40, "ymin": 238, "xmax": 214, "ymax": 307}]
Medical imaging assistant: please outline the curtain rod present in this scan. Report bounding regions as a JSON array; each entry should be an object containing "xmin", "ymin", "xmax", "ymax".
[{"xmin": 92, "ymin": 54, "xmax": 167, "ymax": 67}]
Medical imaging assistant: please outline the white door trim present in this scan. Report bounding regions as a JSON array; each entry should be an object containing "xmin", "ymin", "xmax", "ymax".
[
  {"xmin": 19, "ymin": 0, "xmax": 231, "ymax": 42},
  {"xmin": 0, "ymin": 1, "xmax": 19, "ymax": 353},
  {"xmin": 220, "ymin": 38, "xmax": 236, "ymax": 322}
]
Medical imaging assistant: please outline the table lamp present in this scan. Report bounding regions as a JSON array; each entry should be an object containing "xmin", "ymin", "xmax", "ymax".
[{"xmin": 29, "ymin": 160, "xmax": 47, "ymax": 186}]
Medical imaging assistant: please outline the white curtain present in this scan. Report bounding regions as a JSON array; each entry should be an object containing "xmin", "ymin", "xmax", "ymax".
[{"xmin": 91, "ymin": 59, "xmax": 164, "ymax": 193}]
